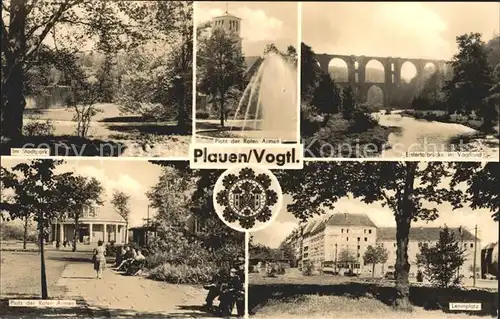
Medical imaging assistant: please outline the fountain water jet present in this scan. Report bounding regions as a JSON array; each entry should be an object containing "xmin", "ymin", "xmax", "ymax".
[{"xmin": 230, "ymin": 53, "xmax": 297, "ymax": 142}]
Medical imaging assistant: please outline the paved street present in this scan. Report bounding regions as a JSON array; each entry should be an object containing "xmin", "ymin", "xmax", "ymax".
[{"xmin": 57, "ymin": 262, "xmax": 210, "ymax": 317}]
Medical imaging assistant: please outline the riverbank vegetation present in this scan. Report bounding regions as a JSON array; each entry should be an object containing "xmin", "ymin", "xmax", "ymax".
[{"xmin": 410, "ymin": 34, "xmax": 499, "ymax": 134}]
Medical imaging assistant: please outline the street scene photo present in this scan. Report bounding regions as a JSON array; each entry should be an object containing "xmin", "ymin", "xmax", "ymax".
[
  {"xmin": 195, "ymin": 2, "xmax": 299, "ymax": 143},
  {"xmin": 1, "ymin": 1, "xmax": 193, "ymax": 157},
  {"xmin": 249, "ymin": 161, "xmax": 499, "ymax": 318},
  {"xmin": 0, "ymin": 159, "xmax": 245, "ymax": 317},
  {"xmin": 301, "ymin": 2, "xmax": 500, "ymax": 158}
]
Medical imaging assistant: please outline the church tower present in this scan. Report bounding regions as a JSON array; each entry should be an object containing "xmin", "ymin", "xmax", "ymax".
[{"xmin": 211, "ymin": 4, "xmax": 242, "ymax": 51}]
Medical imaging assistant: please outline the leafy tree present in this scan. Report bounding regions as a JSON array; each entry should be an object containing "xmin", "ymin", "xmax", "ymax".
[
  {"xmin": 1, "ymin": 0, "xmax": 144, "ymax": 139},
  {"xmin": 419, "ymin": 226, "xmax": 465, "ymax": 288},
  {"xmin": 1, "ymin": 159, "xmax": 66, "ymax": 299},
  {"xmin": 342, "ymin": 86, "xmax": 356, "ymax": 120},
  {"xmin": 485, "ymin": 36, "xmax": 500, "ymax": 69},
  {"xmin": 311, "ymin": 73, "xmax": 341, "ymax": 116},
  {"xmin": 363, "ymin": 245, "xmax": 389, "ymax": 277},
  {"xmin": 300, "ymin": 42, "xmax": 322, "ymax": 103},
  {"xmin": 443, "ymin": 33, "xmax": 494, "ymax": 128},
  {"xmin": 56, "ymin": 175, "xmax": 103, "ymax": 251},
  {"xmin": 111, "ymin": 190, "xmax": 131, "ymax": 244},
  {"xmin": 116, "ymin": 1, "xmax": 193, "ymax": 132},
  {"xmin": 450, "ymin": 162, "xmax": 500, "ymax": 221},
  {"xmin": 0, "ymin": 183, "xmax": 34, "ymax": 250},
  {"xmin": 485, "ymin": 63, "xmax": 500, "ymax": 124},
  {"xmin": 277, "ymin": 162, "xmax": 496, "ymax": 310},
  {"xmin": 338, "ymin": 248, "xmax": 357, "ymax": 266},
  {"xmin": 150, "ymin": 162, "xmax": 245, "ymax": 265},
  {"xmin": 263, "ymin": 44, "xmax": 297, "ymax": 66},
  {"xmin": 197, "ymin": 27, "xmax": 245, "ymax": 127},
  {"xmin": 279, "ymin": 240, "xmax": 296, "ymax": 266}
]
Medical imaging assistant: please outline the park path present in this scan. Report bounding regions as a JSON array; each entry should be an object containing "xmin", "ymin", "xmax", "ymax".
[{"xmin": 56, "ymin": 263, "xmax": 212, "ymax": 318}]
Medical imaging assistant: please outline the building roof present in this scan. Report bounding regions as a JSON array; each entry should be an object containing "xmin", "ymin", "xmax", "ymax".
[
  {"xmin": 376, "ymin": 227, "xmax": 477, "ymax": 242},
  {"xmin": 483, "ymin": 242, "xmax": 498, "ymax": 250},
  {"xmin": 302, "ymin": 220, "xmax": 318, "ymax": 236},
  {"xmin": 326, "ymin": 213, "xmax": 377, "ymax": 228},
  {"xmin": 60, "ymin": 202, "xmax": 127, "ymax": 224},
  {"xmin": 244, "ymin": 56, "xmax": 262, "ymax": 75},
  {"xmin": 309, "ymin": 216, "xmax": 332, "ymax": 236},
  {"xmin": 213, "ymin": 13, "xmax": 241, "ymax": 20}
]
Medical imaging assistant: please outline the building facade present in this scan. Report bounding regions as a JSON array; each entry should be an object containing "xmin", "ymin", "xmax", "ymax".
[
  {"xmin": 49, "ymin": 204, "xmax": 127, "ymax": 245},
  {"xmin": 211, "ymin": 10, "xmax": 242, "ymax": 52},
  {"xmin": 291, "ymin": 213, "xmax": 480, "ymax": 278}
]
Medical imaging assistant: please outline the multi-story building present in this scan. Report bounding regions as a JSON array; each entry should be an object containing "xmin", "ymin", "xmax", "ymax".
[{"xmin": 291, "ymin": 212, "xmax": 480, "ymax": 277}]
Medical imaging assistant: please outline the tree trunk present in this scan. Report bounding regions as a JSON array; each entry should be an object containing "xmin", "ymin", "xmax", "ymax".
[
  {"xmin": 372, "ymin": 263, "xmax": 375, "ymax": 278},
  {"xmin": 38, "ymin": 217, "xmax": 48, "ymax": 299},
  {"xmin": 2, "ymin": 0, "xmax": 27, "ymax": 140},
  {"xmin": 72, "ymin": 217, "xmax": 79, "ymax": 252},
  {"xmin": 395, "ymin": 218, "xmax": 411, "ymax": 310},
  {"xmin": 23, "ymin": 215, "xmax": 29, "ymax": 250},
  {"xmin": 219, "ymin": 93, "xmax": 225, "ymax": 127},
  {"xmin": 394, "ymin": 162, "xmax": 417, "ymax": 311}
]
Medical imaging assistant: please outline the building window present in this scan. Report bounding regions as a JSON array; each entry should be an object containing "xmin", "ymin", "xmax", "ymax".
[
  {"xmin": 464, "ymin": 243, "xmax": 467, "ymax": 248},
  {"xmin": 364, "ymin": 229, "xmax": 366, "ymax": 234},
  {"xmin": 347, "ymin": 229, "xmax": 349, "ymax": 233},
  {"xmin": 470, "ymin": 243, "xmax": 473, "ymax": 248},
  {"xmin": 369, "ymin": 229, "xmax": 372, "ymax": 234},
  {"xmin": 357, "ymin": 237, "xmax": 360, "ymax": 241},
  {"xmin": 346, "ymin": 237, "xmax": 349, "ymax": 241},
  {"xmin": 357, "ymin": 253, "xmax": 360, "ymax": 258},
  {"xmin": 341, "ymin": 228, "xmax": 344, "ymax": 233},
  {"xmin": 393, "ymin": 243, "xmax": 396, "ymax": 247},
  {"xmin": 364, "ymin": 237, "xmax": 367, "ymax": 242},
  {"xmin": 357, "ymin": 245, "xmax": 360, "ymax": 250}
]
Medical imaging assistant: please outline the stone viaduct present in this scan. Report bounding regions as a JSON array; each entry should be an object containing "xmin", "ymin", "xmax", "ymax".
[{"xmin": 315, "ymin": 54, "xmax": 448, "ymax": 107}]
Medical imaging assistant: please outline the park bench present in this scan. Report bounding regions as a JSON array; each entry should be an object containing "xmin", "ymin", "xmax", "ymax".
[{"xmin": 125, "ymin": 259, "xmax": 146, "ymax": 276}]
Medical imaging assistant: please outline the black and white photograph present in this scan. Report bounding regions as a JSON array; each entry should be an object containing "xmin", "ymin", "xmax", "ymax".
[
  {"xmin": 249, "ymin": 162, "xmax": 499, "ymax": 318},
  {"xmin": 195, "ymin": 1, "xmax": 299, "ymax": 143},
  {"xmin": 0, "ymin": 158, "xmax": 245, "ymax": 318},
  {"xmin": 1, "ymin": 1, "xmax": 193, "ymax": 157},
  {"xmin": 301, "ymin": 2, "xmax": 500, "ymax": 158}
]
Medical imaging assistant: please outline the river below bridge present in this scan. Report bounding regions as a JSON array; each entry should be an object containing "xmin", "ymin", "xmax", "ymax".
[{"xmin": 373, "ymin": 110, "xmax": 499, "ymax": 159}]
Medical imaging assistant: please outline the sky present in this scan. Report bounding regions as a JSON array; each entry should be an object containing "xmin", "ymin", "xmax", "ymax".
[
  {"xmin": 196, "ymin": 1, "xmax": 298, "ymax": 57},
  {"xmin": 252, "ymin": 180, "xmax": 499, "ymax": 250},
  {"xmin": 1, "ymin": 158, "xmax": 165, "ymax": 228},
  {"xmin": 303, "ymin": 2, "xmax": 499, "ymax": 61}
]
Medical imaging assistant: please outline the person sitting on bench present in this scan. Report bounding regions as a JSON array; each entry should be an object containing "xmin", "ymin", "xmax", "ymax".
[
  {"xmin": 126, "ymin": 250, "xmax": 146, "ymax": 275},
  {"xmin": 116, "ymin": 247, "xmax": 136, "ymax": 271},
  {"xmin": 203, "ymin": 268, "xmax": 227, "ymax": 311}
]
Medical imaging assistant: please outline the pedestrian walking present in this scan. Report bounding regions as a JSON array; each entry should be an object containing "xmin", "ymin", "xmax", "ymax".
[{"xmin": 93, "ymin": 240, "xmax": 106, "ymax": 279}]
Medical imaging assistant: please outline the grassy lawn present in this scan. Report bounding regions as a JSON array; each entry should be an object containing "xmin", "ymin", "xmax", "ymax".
[
  {"xmin": 249, "ymin": 271, "xmax": 498, "ymax": 318},
  {"xmin": 251, "ymin": 295, "xmax": 487, "ymax": 319},
  {"xmin": 0, "ymin": 251, "xmax": 69, "ymax": 299}
]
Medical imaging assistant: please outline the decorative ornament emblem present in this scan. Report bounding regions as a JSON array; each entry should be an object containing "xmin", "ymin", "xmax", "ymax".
[{"xmin": 213, "ymin": 166, "xmax": 282, "ymax": 232}]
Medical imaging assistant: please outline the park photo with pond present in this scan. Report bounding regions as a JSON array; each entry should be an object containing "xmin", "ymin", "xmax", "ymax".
[{"xmin": 1, "ymin": 1, "xmax": 193, "ymax": 157}]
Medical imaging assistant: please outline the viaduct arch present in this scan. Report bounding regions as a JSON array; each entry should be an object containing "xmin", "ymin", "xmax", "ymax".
[{"xmin": 315, "ymin": 54, "xmax": 447, "ymax": 107}]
